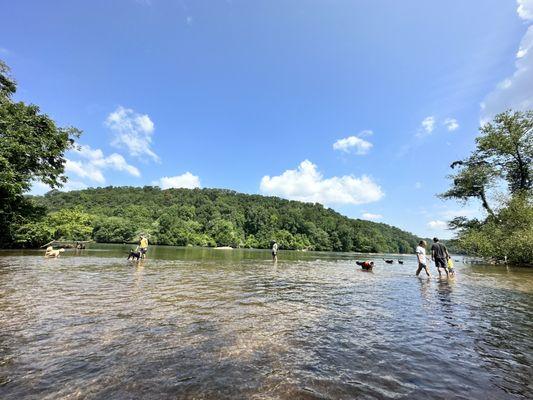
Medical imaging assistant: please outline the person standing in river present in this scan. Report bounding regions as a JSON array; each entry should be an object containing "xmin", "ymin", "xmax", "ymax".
[
  {"xmin": 431, "ymin": 237, "xmax": 450, "ymax": 277},
  {"xmin": 138, "ymin": 235, "xmax": 149, "ymax": 259},
  {"xmin": 415, "ymin": 240, "xmax": 431, "ymax": 277},
  {"xmin": 271, "ymin": 241, "xmax": 278, "ymax": 261}
]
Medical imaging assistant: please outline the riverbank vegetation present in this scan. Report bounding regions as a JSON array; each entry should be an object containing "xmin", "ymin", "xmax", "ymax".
[
  {"xmin": 0, "ymin": 60, "xmax": 79, "ymax": 247},
  {"xmin": 15, "ymin": 186, "xmax": 419, "ymax": 253},
  {"xmin": 441, "ymin": 110, "xmax": 532, "ymax": 265}
]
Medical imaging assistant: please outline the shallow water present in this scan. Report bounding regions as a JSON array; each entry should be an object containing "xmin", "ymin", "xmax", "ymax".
[{"xmin": 0, "ymin": 245, "xmax": 532, "ymax": 399}]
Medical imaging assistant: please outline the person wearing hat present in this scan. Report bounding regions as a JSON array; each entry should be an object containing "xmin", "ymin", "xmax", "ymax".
[
  {"xmin": 138, "ymin": 235, "xmax": 149, "ymax": 259},
  {"xmin": 271, "ymin": 240, "xmax": 278, "ymax": 261}
]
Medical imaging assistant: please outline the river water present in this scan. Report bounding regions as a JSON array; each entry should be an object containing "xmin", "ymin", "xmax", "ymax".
[{"xmin": 0, "ymin": 245, "xmax": 531, "ymax": 399}]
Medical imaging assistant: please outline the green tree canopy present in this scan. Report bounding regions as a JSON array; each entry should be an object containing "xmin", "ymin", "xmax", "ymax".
[
  {"xmin": 22, "ymin": 186, "xmax": 422, "ymax": 253},
  {"xmin": 441, "ymin": 110, "xmax": 533, "ymax": 265},
  {"xmin": 441, "ymin": 110, "xmax": 532, "ymax": 216},
  {"xmin": 0, "ymin": 60, "xmax": 80, "ymax": 246}
]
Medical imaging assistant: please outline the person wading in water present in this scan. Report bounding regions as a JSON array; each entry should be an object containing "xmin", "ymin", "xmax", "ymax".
[
  {"xmin": 138, "ymin": 235, "xmax": 149, "ymax": 259},
  {"xmin": 415, "ymin": 240, "xmax": 431, "ymax": 277},
  {"xmin": 271, "ymin": 241, "xmax": 278, "ymax": 261},
  {"xmin": 431, "ymin": 237, "xmax": 450, "ymax": 277}
]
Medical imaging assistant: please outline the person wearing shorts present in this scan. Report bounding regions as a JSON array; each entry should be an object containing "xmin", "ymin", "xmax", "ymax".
[
  {"xmin": 431, "ymin": 237, "xmax": 450, "ymax": 277},
  {"xmin": 139, "ymin": 235, "xmax": 149, "ymax": 259},
  {"xmin": 271, "ymin": 241, "xmax": 278, "ymax": 261},
  {"xmin": 415, "ymin": 240, "xmax": 430, "ymax": 277}
]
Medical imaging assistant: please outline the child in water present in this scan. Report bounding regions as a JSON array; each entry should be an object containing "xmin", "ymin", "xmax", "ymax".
[{"xmin": 447, "ymin": 258, "xmax": 456, "ymax": 276}]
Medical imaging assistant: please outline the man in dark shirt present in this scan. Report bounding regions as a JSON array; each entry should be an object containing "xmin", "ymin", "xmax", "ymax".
[{"xmin": 431, "ymin": 237, "xmax": 450, "ymax": 277}]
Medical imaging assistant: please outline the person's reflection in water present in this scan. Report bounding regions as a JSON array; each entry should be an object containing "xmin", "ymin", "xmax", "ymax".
[
  {"xmin": 134, "ymin": 260, "xmax": 145, "ymax": 291},
  {"xmin": 418, "ymin": 276, "xmax": 432, "ymax": 306},
  {"xmin": 436, "ymin": 278, "xmax": 458, "ymax": 328}
]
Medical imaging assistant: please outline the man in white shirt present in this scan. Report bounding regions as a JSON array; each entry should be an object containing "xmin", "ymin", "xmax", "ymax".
[{"xmin": 415, "ymin": 240, "xmax": 431, "ymax": 277}]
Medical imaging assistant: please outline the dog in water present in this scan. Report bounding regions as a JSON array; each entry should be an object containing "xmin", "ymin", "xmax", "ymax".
[
  {"xmin": 44, "ymin": 246, "xmax": 65, "ymax": 258},
  {"xmin": 127, "ymin": 249, "xmax": 141, "ymax": 261},
  {"xmin": 356, "ymin": 261, "xmax": 374, "ymax": 271}
]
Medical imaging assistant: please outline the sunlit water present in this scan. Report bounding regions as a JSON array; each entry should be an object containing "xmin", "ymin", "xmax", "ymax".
[{"xmin": 0, "ymin": 245, "xmax": 532, "ymax": 399}]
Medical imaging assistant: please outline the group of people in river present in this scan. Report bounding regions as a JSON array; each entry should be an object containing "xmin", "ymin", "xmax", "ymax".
[
  {"xmin": 415, "ymin": 237, "xmax": 454, "ymax": 277},
  {"xmin": 45, "ymin": 234, "xmax": 455, "ymax": 278},
  {"xmin": 356, "ymin": 237, "xmax": 455, "ymax": 277}
]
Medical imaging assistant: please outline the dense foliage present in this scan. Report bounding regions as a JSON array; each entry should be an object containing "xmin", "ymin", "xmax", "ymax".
[
  {"xmin": 0, "ymin": 60, "xmax": 79, "ymax": 246},
  {"xmin": 442, "ymin": 110, "xmax": 533, "ymax": 265},
  {"xmin": 21, "ymin": 186, "xmax": 421, "ymax": 253}
]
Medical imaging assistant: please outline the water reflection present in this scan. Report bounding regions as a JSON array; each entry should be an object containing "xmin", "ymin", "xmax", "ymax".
[{"xmin": 0, "ymin": 247, "xmax": 531, "ymax": 399}]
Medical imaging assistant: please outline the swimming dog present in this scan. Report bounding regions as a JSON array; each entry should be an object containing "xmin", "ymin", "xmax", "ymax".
[
  {"xmin": 127, "ymin": 249, "xmax": 141, "ymax": 261},
  {"xmin": 384, "ymin": 259, "xmax": 394, "ymax": 264},
  {"xmin": 356, "ymin": 261, "xmax": 374, "ymax": 271},
  {"xmin": 44, "ymin": 246, "xmax": 65, "ymax": 258}
]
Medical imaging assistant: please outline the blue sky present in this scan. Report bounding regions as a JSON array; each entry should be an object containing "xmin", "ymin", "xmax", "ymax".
[{"xmin": 2, "ymin": 0, "xmax": 532, "ymax": 238}]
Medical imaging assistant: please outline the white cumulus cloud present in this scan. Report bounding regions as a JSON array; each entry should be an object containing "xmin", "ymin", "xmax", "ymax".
[
  {"xmin": 481, "ymin": 2, "xmax": 533, "ymax": 122},
  {"xmin": 153, "ymin": 172, "xmax": 201, "ymax": 189},
  {"xmin": 106, "ymin": 106, "xmax": 159, "ymax": 162},
  {"xmin": 333, "ymin": 131, "xmax": 373, "ymax": 155},
  {"xmin": 362, "ymin": 212, "xmax": 383, "ymax": 221},
  {"xmin": 65, "ymin": 159, "xmax": 106, "ymax": 183},
  {"xmin": 518, "ymin": 0, "xmax": 533, "ymax": 20},
  {"xmin": 73, "ymin": 144, "xmax": 140, "ymax": 177},
  {"xmin": 444, "ymin": 118, "xmax": 459, "ymax": 131},
  {"xmin": 29, "ymin": 179, "xmax": 88, "ymax": 195},
  {"xmin": 260, "ymin": 160, "xmax": 384, "ymax": 206},
  {"xmin": 427, "ymin": 220, "xmax": 448, "ymax": 230},
  {"xmin": 65, "ymin": 144, "xmax": 140, "ymax": 185}
]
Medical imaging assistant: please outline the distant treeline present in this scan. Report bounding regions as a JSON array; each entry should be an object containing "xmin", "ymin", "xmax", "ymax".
[{"xmin": 18, "ymin": 186, "xmax": 421, "ymax": 253}]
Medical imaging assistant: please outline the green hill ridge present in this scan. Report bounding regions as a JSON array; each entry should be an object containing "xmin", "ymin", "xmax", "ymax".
[{"xmin": 26, "ymin": 186, "xmax": 420, "ymax": 253}]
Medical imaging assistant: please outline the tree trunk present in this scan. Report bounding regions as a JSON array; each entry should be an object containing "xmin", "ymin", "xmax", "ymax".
[{"xmin": 480, "ymin": 189, "xmax": 496, "ymax": 219}]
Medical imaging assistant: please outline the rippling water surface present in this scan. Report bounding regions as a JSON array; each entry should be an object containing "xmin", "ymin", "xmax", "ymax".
[{"xmin": 0, "ymin": 245, "xmax": 532, "ymax": 399}]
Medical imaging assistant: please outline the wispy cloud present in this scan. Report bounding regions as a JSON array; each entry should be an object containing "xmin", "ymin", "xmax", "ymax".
[
  {"xmin": 438, "ymin": 208, "xmax": 479, "ymax": 220},
  {"xmin": 427, "ymin": 220, "xmax": 448, "ymax": 230},
  {"xmin": 260, "ymin": 160, "xmax": 384, "ymax": 206},
  {"xmin": 443, "ymin": 118, "xmax": 459, "ymax": 131},
  {"xmin": 422, "ymin": 116, "xmax": 435, "ymax": 133},
  {"xmin": 152, "ymin": 172, "xmax": 201, "ymax": 189},
  {"xmin": 333, "ymin": 130, "xmax": 373, "ymax": 155},
  {"xmin": 399, "ymin": 116, "xmax": 459, "ymax": 157},
  {"xmin": 481, "ymin": 1, "xmax": 533, "ymax": 122},
  {"xmin": 415, "ymin": 116, "xmax": 436, "ymax": 138},
  {"xmin": 361, "ymin": 212, "xmax": 383, "ymax": 221},
  {"xmin": 105, "ymin": 106, "xmax": 159, "ymax": 162}
]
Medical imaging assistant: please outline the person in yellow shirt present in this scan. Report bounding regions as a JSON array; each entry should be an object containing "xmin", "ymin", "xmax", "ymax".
[{"xmin": 138, "ymin": 235, "xmax": 149, "ymax": 259}]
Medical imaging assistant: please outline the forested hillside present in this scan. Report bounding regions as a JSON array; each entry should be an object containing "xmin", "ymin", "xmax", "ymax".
[{"xmin": 23, "ymin": 186, "xmax": 420, "ymax": 253}]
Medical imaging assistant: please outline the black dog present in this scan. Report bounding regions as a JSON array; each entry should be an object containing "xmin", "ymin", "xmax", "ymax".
[
  {"xmin": 384, "ymin": 259, "xmax": 394, "ymax": 264},
  {"xmin": 127, "ymin": 249, "xmax": 141, "ymax": 261},
  {"xmin": 398, "ymin": 260, "xmax": 404, "ymax": 264}
]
